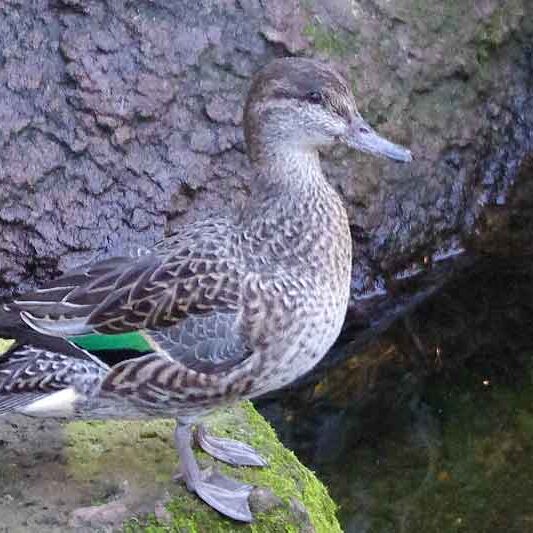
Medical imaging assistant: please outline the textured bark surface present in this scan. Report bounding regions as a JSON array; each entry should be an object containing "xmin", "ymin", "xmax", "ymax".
[{"xmin": 0, "ymin": 0, "xmax": 532, "ymax": 323}]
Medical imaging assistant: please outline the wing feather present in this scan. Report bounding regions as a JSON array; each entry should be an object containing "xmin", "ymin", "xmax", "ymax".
[
  {"xmin": 146, "ymin": 311, "xmax": 250, "ymax": 374},
  {"xmin": 2, "ymin": 219, "xmax": 255, "ymax": 375},
  {"xmin": 8, "ymin": 219, "xmax": 242, "ymax": 336}
]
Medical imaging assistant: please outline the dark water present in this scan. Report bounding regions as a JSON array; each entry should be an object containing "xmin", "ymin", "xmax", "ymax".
[{"xmin": 257, "ymin": 256, "xmax": 533, "ymax": 532}]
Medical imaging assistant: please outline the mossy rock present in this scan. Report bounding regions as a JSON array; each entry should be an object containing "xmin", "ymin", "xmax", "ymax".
[
  {"xmin": 303, "ymin": 22, "xmax": 359, "ymax": 57},
  {"xmin": 67, "ymin": 402, "xmax": 340, "ymax": 532},
  {"xmin": 0, "ymin": 339, "xmax": 341, "ymax": 533},
  {"xmin": 0, "ymin": 339, "xmax": 339, "ymax": 531}
]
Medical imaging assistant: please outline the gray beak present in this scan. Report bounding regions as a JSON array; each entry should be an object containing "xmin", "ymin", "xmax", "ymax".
[{"xmin": 343, "ymin": 117, "xmax": 413, "ymax": 163}]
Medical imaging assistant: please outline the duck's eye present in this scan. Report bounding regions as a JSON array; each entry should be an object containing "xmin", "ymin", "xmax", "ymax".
[{"xmin": 305, "ymin": 91, "xmax": 323, "ymax": 104}]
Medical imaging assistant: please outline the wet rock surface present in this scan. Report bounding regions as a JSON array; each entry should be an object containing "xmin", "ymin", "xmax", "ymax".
[{"xmin": 0, "ymin": 0, "xmax": 532, "ymax": 329}]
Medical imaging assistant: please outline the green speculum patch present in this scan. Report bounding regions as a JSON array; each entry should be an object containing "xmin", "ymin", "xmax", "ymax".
[{"xmin": 71, "ymin": 331, "xmax": 152, "ymax": 353}]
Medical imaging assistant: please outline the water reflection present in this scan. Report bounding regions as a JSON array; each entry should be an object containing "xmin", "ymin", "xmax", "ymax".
[{"xmin": 257, "ymin": 256, "xmax": 533, "ymax": 532}]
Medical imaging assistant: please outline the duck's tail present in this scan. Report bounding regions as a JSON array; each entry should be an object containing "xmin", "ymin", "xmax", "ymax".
[
  {"xmin": 0, "ymin": 304, "xmax": 103, "ymax": 360},
  {"xmin": 0, "ymin": 343, "xmax": 106, "ymax": 416}
]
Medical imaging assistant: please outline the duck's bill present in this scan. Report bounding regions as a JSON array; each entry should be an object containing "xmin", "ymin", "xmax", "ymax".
[{"xmin": 343, "ymin": 118, "xmax": 413, "ymax": 163}]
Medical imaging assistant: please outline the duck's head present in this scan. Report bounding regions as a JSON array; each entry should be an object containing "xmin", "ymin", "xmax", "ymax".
[{"xmin": 244, "ymin": 57, "xmax": 412, "ymax": 163}]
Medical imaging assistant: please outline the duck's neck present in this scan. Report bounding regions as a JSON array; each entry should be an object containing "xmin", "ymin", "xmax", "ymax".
[
  {"xmin": 249, "ymin": 143, "xmax": 329, "ymax": 202},
  {"xmin": 243, "ymin": 142, "xmax": 351, "ymax": 272},
  {"xmin": 245, "ymin": 142, "xmax": 348, "ymax": 237}
]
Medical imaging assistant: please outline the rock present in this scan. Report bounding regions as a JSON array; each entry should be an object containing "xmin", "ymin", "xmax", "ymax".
[
  {"xmin": 289, "ymin": 497, "xmax": 316, "ymax": 532},
  {"xmin": 261, "ymin": 0, "xmax": 310, "ymax": 53},
  {"xmin": 153, "ymin": 500, "xmax": 173, "ymax": 525},
  {"xmin": 249, "ymin": 487, "xmax": 284, "ymax": 514},
  {"xmin": 69, "ymin": 502, "xmax": 130, "ymax": 529},
  {"xmin": 111, "ymin": 125, "xmax": 133, "ymax": 147},
  {"xmin": 65, "ymin": 403, "xmax": 341, "ymax": 531}
]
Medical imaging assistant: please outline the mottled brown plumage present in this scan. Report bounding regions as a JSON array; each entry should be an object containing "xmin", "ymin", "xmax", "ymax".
[{"xmin": 0, "ymin": 57, "xmax": 412, "ymax": 521}]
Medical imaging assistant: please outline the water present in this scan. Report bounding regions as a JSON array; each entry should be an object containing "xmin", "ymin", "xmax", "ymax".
[{"xmin": 257, "ymin": 256, "xmax": 533, "ymax": 532}]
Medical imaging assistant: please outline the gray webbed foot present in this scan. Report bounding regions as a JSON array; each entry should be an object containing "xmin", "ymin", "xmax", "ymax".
[
  {"xmin": 195, "ymin": 423, "xmax": 268, "ymax": 467},
  {"xmin": 194, "ymin": 467, "xmax": 254, "ymax": 522},
  {"xmin": 174, "ymin": 423, "xmax": 254, "ymax": 522}
]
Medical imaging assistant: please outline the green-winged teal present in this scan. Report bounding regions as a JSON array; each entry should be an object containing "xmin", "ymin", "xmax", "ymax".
[{"xmin": 0, "ymin": 58, "xmax": 412, "ymax": 522}]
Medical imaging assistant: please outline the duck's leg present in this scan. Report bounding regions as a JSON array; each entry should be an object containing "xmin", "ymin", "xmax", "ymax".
[
  {"xmin": 174, "ymin": 422, "xmax": 254, "ymax": 522},
  {"xmin": 194, "ymin": 423, "xmax": 268, "ymax": 467}
]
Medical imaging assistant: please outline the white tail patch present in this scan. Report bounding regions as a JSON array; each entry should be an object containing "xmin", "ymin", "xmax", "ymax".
[{"xmin": 20, "ymin": 388, "xmax": 78, "ymax": 418}]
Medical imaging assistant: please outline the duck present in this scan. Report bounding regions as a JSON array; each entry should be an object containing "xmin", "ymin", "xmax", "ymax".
[{"xmin": 0, "ymin": 57, "xmax": 412, "ymax": 522}]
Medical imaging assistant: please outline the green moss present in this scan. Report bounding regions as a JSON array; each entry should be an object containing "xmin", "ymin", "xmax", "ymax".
[
  {"xmin": 66, "ymin": 402, "xmax": 340, "ymax": 532},
  {"xmin": 474, "ymin": 0, "xmax": 525, "ymax": 63},
  {"xmin": 303, "ymin": 22, "xmax": 358, "ymax": 56},
  {"xmin": 66, "ymin": 418, "xmax": 177, "ymax": 485},
  {"xmin": 407, "ymin": 0, "xmax": 468, "ymax": 34}
]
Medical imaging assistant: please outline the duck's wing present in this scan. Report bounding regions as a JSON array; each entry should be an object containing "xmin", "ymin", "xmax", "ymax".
[
  {"xmin": 7, "ymin": 236, "xmax": 240, "ymax": 337},
  {"xmin": 145, "ymin": 311, "xmax": 250, "ymax": 373},
  {"xmin": 2, "ymin": 219, "xmax": 251, "ymax": 368},
  {"xmin": 0, "ymin": 220, "xmax": 268, "ymax": 414},
  {"xmin": 96, "ymin": 313, "xmax": 253, "ymax": 405}
]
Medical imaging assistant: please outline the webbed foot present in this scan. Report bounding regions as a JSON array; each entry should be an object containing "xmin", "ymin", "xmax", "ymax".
[
  {"xmin": 195, "ymin": 423, "xmax": 268, "ymax": 467},
  {"xmin": 193, "ymin": 467, "xmax": 254, "ymax": 522},
  {"xmin": 174, "ymin": 423, "xmax": 254, "ymax": 522}
]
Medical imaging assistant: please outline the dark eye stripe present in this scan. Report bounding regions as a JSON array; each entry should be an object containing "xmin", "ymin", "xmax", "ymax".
[
  {"xmin": 271, "ymin": 88, "xmax": 323, "ymax": 104},
  {"xmin": 270, "ymin": 87, "xmax": 350, "ymax": 120}
]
